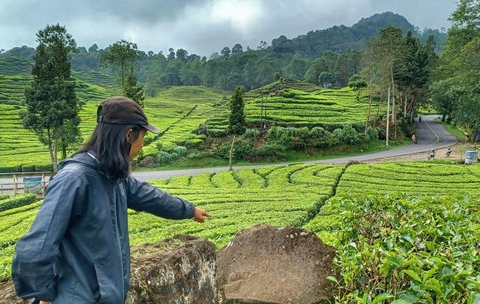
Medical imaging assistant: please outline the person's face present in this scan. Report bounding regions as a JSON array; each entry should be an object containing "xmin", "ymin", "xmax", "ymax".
[{"xmin": 127, "ymin": 128, "xmax": 147, "ymax": 161}]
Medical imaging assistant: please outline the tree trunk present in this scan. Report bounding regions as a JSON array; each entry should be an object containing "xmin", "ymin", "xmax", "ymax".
[
  {"xmin": 373, "ymin": 105, "xmax": 381, "ymax": 130},
  {"xmin": 229, "ymin": 135, "xmax": 236, "ymax": 171},
  {"xmin": 390, "ymin": 68, "xmax": 396, "ymax": 139},
  {"xmin": 53, "ymin": 133, "xmax": 59, "ymax": 174},
  {"xmin": 365, "ymin": 96, "xmax": 372, "ymax": 135},
  {"xmin": 47, "ymin": 128, "xmax": 58, "ymax": 173}
]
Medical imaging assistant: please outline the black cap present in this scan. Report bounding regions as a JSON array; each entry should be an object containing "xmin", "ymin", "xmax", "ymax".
[{"xmin": 97, "ymin": 96, "xmax": 160, "ymax": 134}]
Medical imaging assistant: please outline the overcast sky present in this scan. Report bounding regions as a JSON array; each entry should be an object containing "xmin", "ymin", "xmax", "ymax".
[{"xmin": 0, "ymin": 0, "xmax": 458, "ymax": 57}]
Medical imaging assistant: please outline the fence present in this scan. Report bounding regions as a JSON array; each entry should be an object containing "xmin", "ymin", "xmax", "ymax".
[{"xmin": 0, "ymin": 172, "xmax": 51, "ymax": 197}]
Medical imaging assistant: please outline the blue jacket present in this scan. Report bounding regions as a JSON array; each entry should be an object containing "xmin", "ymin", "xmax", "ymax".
[{"xmin": 12, "ymin": 152, "xmax": 196, "ymax": 303}]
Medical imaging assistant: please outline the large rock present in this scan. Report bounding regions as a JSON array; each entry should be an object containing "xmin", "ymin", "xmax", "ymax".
[
  {"xmin": 126, "ymin": 234, "xmax": 217, "ymax": 304},
  {"xmin": 1, "ymin": 234, "xmax": 217, "ymax": 304},
  {"xmin": 217, "ymin": 224, "xmax": 337, "ymax": 304},
  {"xmin": 0, "ymin": 279, "xmax": 28, "ymax": 304}
]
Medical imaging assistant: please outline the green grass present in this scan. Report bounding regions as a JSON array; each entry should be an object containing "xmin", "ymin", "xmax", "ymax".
[{"xmin": 441, "ymin": 121, "xmax": 467, "ymax": 142}]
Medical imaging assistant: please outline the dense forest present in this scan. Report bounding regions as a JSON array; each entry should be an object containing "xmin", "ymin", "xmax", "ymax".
[{"xmin": 0, "ymin": 12, "xmax": 446, "ymax": 93}]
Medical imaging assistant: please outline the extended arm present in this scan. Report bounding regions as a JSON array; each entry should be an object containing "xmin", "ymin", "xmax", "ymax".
[{"xmin": 126, "ymin": 176, "xmax": 209, "ymax": 221}]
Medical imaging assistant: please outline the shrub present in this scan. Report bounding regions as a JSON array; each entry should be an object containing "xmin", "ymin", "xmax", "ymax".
[
  {"xmin": 328, "ymin": 194, "xmax": 480, "ymax": 303},
  {"xmin": 255, "ymin": 144, "xmax": 286, "ymax": 159},
  {"xmin": 309, "ymin": 127, "xmax": 333, "ymax": 148},
  {"xmin": 156, "ymin": 151, "xmax": 175, "ymax": 165},
  {"xmin": 333, "ymin": 125, "xmax": 361, "ymax": 145},
  {"xmin": 366, "ymin": 126, "xmax": 379, "ymax": 142},
  {"xmin": 186, "ymin": 151, "xmax": 215, "ymax": 159},
  {"xmin": 173, "ymin": 146, "xmax": 188, "ymax": 157},
  {"xmin": 216, "ymin": 139, "xmax": 253, "ymax": 160},
  {"xmin": 143, "ymin": 134, "xmax": 155, "ymax": 146},
  {"xmin": 184, "ymin": 138, "xmax": 204, "ymax": 148},
  {"xmin": 341, "ymin": 125, "xmax": 361, "ymax": 145},
  {"xmin": 0, "ymin": 165, "xmax": 21, "ymax": 173},
  {"xmin": 207, "ymin": 129, "xmax": 228, "ymax": 137},
  {"xmin": 21, "ymin": 165, "xmax": 35, "ymax": 172},
  {"xmin": 0, "ymin": 194, "xmax": 37, "ymax": 212},
  {"xmin": 35, "ymin": 163, "xmax": 54, "ymax": 172},
  {"xmin": 282, "ymin": 90, "xmax": 296, "ymax": 98},
  {"xmin": 244, "ymin": 128, "xmax": 261, "ymax": 139},
  {"xmin": 138, "ymin": 156, "xmax": 157, "ymax": 168}
]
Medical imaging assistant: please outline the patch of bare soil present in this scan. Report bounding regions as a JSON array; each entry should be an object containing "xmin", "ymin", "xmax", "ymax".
[{"xmin": 365, "ymin": 144, "xmax": 470, "ymax": 164}]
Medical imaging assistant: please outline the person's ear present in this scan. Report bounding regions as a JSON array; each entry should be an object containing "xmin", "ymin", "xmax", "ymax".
[{"xmin": 126, "ymin": 128, "xmax": 133, "ymax": 143}]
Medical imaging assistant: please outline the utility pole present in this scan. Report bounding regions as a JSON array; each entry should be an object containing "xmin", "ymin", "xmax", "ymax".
[{"xmin": 386, "ymin": 86, "xmax": 390, "ymax": 146}]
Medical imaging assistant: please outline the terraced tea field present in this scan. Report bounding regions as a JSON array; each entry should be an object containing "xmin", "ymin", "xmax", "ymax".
[
  {"xmin": 1, "ymin": 161, "xmax": 480, "ymax": 284},
  {"xmin": 0, "ymin": 76, "xmax": 228, "ymax": 171},
  {"xmin": 206, "ymin": 86, "xmax": 380, "ymax": 133}
]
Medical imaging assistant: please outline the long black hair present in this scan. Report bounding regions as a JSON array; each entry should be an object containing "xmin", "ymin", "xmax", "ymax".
[{"xmin": 76, "ymin": 123, "xmax": 143, "ymax": 180}]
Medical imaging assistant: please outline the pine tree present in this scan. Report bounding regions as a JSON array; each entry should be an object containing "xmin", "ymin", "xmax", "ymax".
[
  {"xmin": 228, "ymin": 85, "xmax": 246, "ymax": 135},
  {"xmin": 123, "ymin": 68, "xmax": 146, "ymax": 107},
  {"xmin": 21, "ymin": 24, "xmax": 80, "ymax": 173}
]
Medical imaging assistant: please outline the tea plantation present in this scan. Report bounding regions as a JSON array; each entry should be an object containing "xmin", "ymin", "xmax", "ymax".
[
  {"xmin": 0, "ymin": 75, "xmax": 378, "ymax": 172},
  {"xmin": 0, "ymin": 162, "xmax": 479, "ymax": 302}
]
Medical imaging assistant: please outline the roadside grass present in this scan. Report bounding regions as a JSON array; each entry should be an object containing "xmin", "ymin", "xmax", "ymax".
[
  {"xmin": 136, "ymin": 139, "xmax": 407, "ymax": 171},
  {"xmin": 441, "ymin": 121, "xmax": 468, "ymax": 142}
]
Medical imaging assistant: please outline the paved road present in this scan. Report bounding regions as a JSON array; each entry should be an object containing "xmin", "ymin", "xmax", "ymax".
[
  {"xmin": 0, "ymin": 115, "xmax": 458, "ymax": 186},
  {"xmin": 132, "ymin": 115, "xmax": 458, "ymax": 180}
]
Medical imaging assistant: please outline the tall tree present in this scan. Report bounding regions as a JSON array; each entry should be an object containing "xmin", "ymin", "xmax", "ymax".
[
  {"xmin": 101, "ymin": 39, "xmax": 138, "ymax": 88},
  {"xmin": 395, "ymin": 31, "xmax": 431, "ymax": 119},
  {"xmin": 228, "ymin": 85, "xmax": 246, "ymax": 135},
  {"xmin": 362, "ymin": 26, "xmax": 404, "ymax": 138},
  {"xmin": 431, "ymin": 0, "xmax": 480, "ymax": 126},
  {"xmin": 21, "ymin": 24, "xmax": 80, "ymax": 173},
  {"xmin": 232, "ymin": 43, "xmax": 243, "ymax": 55},
  {"xmin": 123, "ymin": 68, "xmax": 146, "ymax": 107}
]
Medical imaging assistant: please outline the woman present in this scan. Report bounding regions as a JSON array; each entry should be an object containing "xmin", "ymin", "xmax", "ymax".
[{"xmin": 12, "ymin": 96, "xmax": 209, "ymax": 304}]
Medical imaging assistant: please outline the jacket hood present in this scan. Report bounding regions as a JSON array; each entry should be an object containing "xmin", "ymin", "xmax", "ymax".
[{"xmin": 59, "ymin": 151, "xmax": 99, "ymax": 171}]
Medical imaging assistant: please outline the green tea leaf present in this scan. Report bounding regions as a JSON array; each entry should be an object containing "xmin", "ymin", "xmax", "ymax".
[
  {"xmin": 403, "ymin": 269, "xmax": 421, "ymax": 282},
  {"xmin": 371, "ymin": 293, "xmax": 395, "ymax": 304},
  {"xmin": 422, "ymin": 267, "xmax": 438, "ymax": 282}
]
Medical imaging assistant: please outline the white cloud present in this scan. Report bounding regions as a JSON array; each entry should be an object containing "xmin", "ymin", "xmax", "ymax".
[{"xmin": 0, "ymin": 0, "xmax": 458, "ymax": 56}]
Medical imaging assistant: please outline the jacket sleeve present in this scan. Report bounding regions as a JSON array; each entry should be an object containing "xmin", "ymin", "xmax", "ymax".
[
  {"xmin": 126, "ymin": 176, "xmax": 195, "ymax": 219},
  {"xmin": 12, "ymin": 169, "xmax": 85, "ymax": 302}
]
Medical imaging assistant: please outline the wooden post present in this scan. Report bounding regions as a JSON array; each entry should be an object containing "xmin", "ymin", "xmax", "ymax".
[
  {"xmin": 41, "ymin": 173, "xmax": 46, "ymax": 197},
  {"xmin": 13, "ymin": 174, "xmax": 17, "ymax": 196}
]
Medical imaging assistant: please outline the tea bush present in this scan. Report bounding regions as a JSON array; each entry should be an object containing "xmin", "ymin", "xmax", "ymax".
[{"xmin": 324, "ymin": 194, "xmax": 480, "ymax": 303}]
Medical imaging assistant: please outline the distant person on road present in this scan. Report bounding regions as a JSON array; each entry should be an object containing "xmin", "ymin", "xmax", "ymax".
[
  {"xmin": 411, "ymin": 134, "xmax": 418, "ymax": 144},
  {"xmin": 12, "ymin": 96, "xmax": 210, "ymax": 304},
  {"xmin": 418, "ymin": 116, "xmax": 422, "ymax": 122},
  {"xmin": 445, "ymin": 147, "xmax": 452, "ymax": 157}
]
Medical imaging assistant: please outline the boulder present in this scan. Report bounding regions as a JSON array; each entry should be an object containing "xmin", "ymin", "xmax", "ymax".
[
  {"xmin": 126, "ymin": 234, "xmax": 217, "ymax": 304},
  {"xmin": 217, "ymin": 224, "xmax": 337, "ymax": 304},
  {"xmin": 138, "ymin": 155, "xmax": 157, "ymax": 168},
  {"xmin": 0, "ymin": 279, "xmax": 27, "ymax": 304},
  {"xmin": 1, "ymin": 235, "xmax": 217, "ymax": 304}
]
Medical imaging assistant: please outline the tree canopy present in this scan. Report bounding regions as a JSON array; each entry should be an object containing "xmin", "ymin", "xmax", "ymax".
[{"xmin": 21, "ymin": 24, "xmax": 80, "ymax": 173}]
